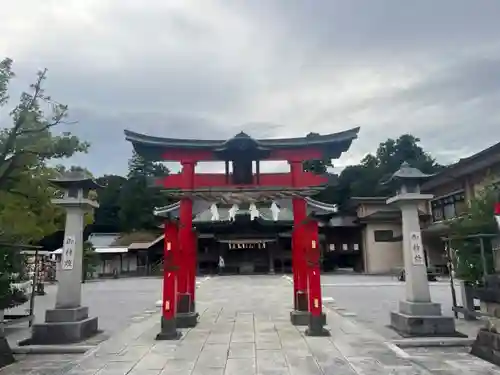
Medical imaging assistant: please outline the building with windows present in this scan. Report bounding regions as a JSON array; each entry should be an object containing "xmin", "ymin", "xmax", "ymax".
[{"xmin": 419, "ymin": 141, "xmax": 500, "ymax": 267}]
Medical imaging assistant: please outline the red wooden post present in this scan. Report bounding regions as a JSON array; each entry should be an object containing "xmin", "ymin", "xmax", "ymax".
[
  {"xmin": 156, "ymin": 221, "xmax": 181, "ymax": 340},
  {"xmin": 188, "ymin": 230, "xmax": 198, "ymax": 307},
  {"xmin": 176, "ymin": 161, "xmax": 198, "ymax": 328},
  {"xmin": 289, "ymin": 160, "xmax": 310, "ymax": 325},
  {"xmin": 304, "ymin": 220, "xmax": 329, "ymax": 336}
]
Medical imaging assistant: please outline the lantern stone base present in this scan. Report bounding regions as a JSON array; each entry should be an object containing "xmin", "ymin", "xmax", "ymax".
[
  {"xmin": 305, "ymin": 314, "xmax": 330, "ymax": 337},
  {"xmin": 470, "ymin": 295, "xmax": 500, "ymax": 365},
  {"xmin": 471, "ymin": 328, "xmax": 500, "ymax": 366},
  {"xmin": 390, "ymin": 312, "xmax": 458, "ymax": 337},
  {"xmin": 29, "ymin": 307, "xmax": 98, "ymax": 344},
  {"xmin": 155, "ymin": 316, "xmax": 182, "ymax": 341}
]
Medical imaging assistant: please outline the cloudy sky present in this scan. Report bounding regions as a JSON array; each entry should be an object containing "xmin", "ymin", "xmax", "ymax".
[{"xmin": 2, "ymin": 0, "xmax": 500, "ymax": 176}]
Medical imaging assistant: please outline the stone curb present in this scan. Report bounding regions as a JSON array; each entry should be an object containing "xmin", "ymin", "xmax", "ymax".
[
  {"xmin": 11, "ymin": 345, "xmax": 94, "ymax": 354},
  {"xmin": 392, "ymin": 337, "xmax": 475, "ymax": 348}
]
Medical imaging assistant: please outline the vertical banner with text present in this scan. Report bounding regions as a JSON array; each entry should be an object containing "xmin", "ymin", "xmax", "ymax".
[{"xmin": 61, "ymin": 235, "xmax": 76, "ymax": 270}]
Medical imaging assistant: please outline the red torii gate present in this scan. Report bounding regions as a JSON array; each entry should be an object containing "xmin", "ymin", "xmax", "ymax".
[{"xmin": 125, "ymin": 128, "xmax": 359, "ymax": 339}]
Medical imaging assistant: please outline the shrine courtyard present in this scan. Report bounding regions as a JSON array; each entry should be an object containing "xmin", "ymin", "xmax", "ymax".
[{"xmin": 3, "ymin": 275, "xmax": 499, "ymax": 375}]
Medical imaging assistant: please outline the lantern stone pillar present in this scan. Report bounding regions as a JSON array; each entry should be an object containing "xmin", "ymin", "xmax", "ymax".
[
  {"xmin": 29, "ymin": 171, "xmax": 100, "ymax": 344},
  {"xmin": 386, "ymin": 162, "xmax": 457, "ymax": 337}
]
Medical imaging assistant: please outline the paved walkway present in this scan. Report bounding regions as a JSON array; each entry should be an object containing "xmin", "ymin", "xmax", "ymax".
[{"xmin": 2, "ymin": 275, "xmax": 499, "ymax": 374}]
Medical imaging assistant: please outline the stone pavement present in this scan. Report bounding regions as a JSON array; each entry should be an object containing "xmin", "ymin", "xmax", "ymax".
[
  {"xmin": 1, "ymin": 275, "xmax": 500, "ymax": 374},
  {"xmin": 320, "ymin": 274, "xmax": 482, "ymax": 340}
]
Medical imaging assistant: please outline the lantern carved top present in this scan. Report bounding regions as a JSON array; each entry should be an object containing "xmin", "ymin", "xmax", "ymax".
[
  {"xmin": 384, "ymin": 162, "xmax": 434, "ymax": 195},
  {"xmin": 49, "ymin": 170, "xmax": 102, "ymax": 203}
]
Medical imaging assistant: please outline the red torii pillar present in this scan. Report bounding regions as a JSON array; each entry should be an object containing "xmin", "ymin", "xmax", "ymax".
[
  {"xmin": 303, "ymin": 219, "xmax": 329, "ymax": 336},
  {"xmin": 288, "ymin": 160, "xmax": 328, "ymax": 335},
  {"xmin": 176, "ymin": 161, "xmax": 198, "ymax": 328},
  {"xmin": 289, "ymin": 160, "xmax": 310, "ymax": 326},
  {"xmin": 156, "ymin": 221, "xmax": 182, "ymax": 340}
]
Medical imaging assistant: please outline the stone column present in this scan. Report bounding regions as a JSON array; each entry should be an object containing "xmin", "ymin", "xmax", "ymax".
[
  {"xmin": 400, "ymin": 202, "xmax": 432, "ymax": 303},
  {"xmin": 30, "ymin": 171, "xmax": 100, "ymax": 345},
  {"xmin": 55, "ymin": 207, "xmax": 85, "ymax": 308},
  {"xmin": 268, "ymin": 242, "xmax": 275, "ymax": 274}
]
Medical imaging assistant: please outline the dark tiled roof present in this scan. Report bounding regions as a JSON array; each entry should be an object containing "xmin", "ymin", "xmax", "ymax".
[
  {"xmin": 422, "ymin": 141, "xmax": 500, "ymax": 191},
  {"xmin": 124, "ymin": 127, "xmax": 360, "ymax": 150}
]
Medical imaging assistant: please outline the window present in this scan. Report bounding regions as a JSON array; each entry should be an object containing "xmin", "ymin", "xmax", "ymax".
[
  {"xmin": 67, "ymin": 187, "xmax": 79, "ymax": 198},
  {"xmin": 430, "ymin": 191, "xmax": 466, "ymax": 222},
  {"xmin": 374, "ymin": 230, "xmax": 394, "ymax": 242}
]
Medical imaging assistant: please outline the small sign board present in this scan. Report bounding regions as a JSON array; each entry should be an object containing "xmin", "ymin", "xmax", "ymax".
[
  {"xmin": 409, "ymin": 231, "xmax": 425, "ymax": 265},
  {"xmin": 61, "ymin": 235, "xmax": 76, "ymax": 270}
]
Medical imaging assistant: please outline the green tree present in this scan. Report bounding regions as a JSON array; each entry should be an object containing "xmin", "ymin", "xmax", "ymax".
[
  {"xmin": 315, "ymin": 134, "xmax": 443, "ymax": 206},
  {"xmin": 118, "ymin": 151, "xmax": 169, "ymax": 231},
  {"xmin": 302, "ymin": 132, "xmax": 333, "ymax": 174},
  {"xmin": 0, "ymin": 58, "xmax": 89, "ymax": 364},
  {"xmin": 448, "ymin": 181, "xmax": 500, "ymax": 285},
  {"xmin": 94, "ymin": 175, "xmax": 127, "ymax": 229},
  {"xmin": 82, "ymin": 241, "xmax": 98, "ymax": 283},
  {"xmin": 0, "ymin": 58, "xmax": 89, "ymax": 192}
]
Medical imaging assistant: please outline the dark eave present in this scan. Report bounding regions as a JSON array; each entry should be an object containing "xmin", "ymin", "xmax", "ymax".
[
  {"xmin": 124, "ymin": 127, "xmax": 359, "ymax": 149},
  {"xmin": 124, "ymin": 127, "xmax": 360, "ymax": 161},
  {"xmin": 422, "ymin": 140, "xmax": 500, "ymax": 191},
  {"xmin": 356, "ymin": 209, "xmax": 430, "ymax": 223}
]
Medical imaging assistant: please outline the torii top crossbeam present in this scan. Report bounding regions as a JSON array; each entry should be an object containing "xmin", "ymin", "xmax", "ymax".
[
  {"xmin": 124, "ymin": 128, "xmax": 360, "ymax": 203},
  {"xmin": 124, "ymin": 128, "xmax": 360, "ymax": 162}
]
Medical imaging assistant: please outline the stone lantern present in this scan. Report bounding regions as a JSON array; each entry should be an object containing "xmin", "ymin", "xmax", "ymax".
[
  {"xmin": 30, "ymin": 170, "xmax": 101, "ymax": 344},
  {"xmin": 385, "ymin": 162, "xmax": 457, "ymax": 337}
]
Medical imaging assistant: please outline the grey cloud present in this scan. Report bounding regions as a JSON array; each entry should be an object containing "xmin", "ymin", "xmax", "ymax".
[
  {"xmin": 227, "ymin": 0, "xmax": 500, "ymax": 58},
  {"xmin": 4, "ymin": 1, "xmax": 500, "ymax": 177}
]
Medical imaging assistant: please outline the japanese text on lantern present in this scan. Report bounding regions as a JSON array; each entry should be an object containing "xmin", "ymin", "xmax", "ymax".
[
  {"xmin": 62, "ymin": 235, "xmax": 76, "ymax": 270},
  {"xmin": 409, "ymin": 232, "xmax": 425, "ymax": 265}
]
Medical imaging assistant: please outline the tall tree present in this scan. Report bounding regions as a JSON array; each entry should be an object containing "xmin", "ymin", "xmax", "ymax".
[
  {"xmin": 0, "ymin": 58, "xmax": 89, "ymax": 192},
  {"xmin": 118, "ymin": 151, "xmax": 169, "ymax": 231},
  {"xmin": 0, "ymin": 57, "xmax": 89, "ymax": 364},
  {"xmin": 94, "ymin": 175, "xmax": 127, "ymax": 229},
  {"xmin": 315, "ymin": 134, "xmax": 443, "ymax": 206}
]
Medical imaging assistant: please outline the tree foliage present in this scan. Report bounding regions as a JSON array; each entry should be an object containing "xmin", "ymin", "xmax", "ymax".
[
  {"xmin": 0, "ymin": 58, "xmax": 89, "ymax": 192},
  {"xmin": 448, "ymin": 181, "xmax": 500, "ymax": 285},
  {"xmin": 118, "ymin": 151, "xmax": 169, "ymax": 231},
  {"xmin": 82, "ymin": 241, "xmax": 98, "ymax": 283},
  {"xmin": 0, "ymin": 57, "xmax": 89, "ymax": 315},
  {"xmin": 94, "ymin": 175, "xmax": 127, "ymax": 229},
  {"xmin": 315, "ymin": 134, "xmax": 443, "ymax": 206}
]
